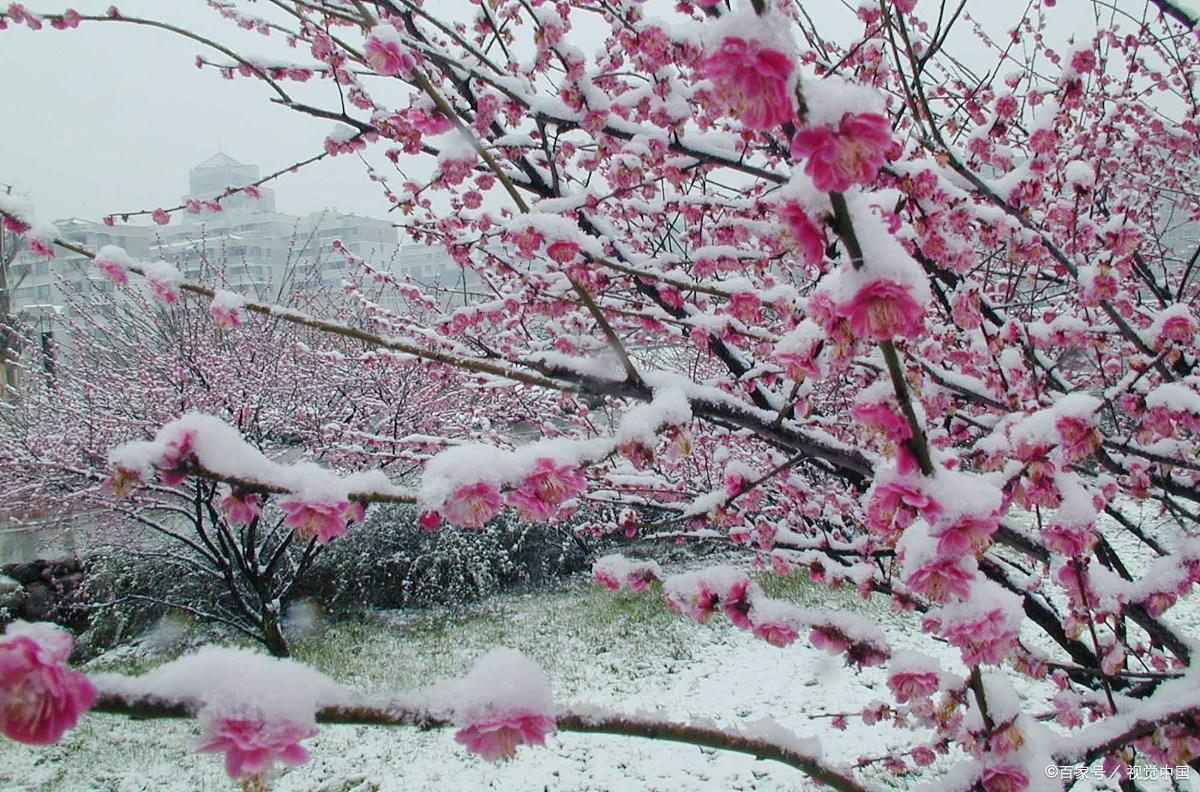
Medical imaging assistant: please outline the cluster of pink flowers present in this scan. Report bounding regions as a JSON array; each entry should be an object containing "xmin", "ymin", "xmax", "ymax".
[
  {"xmin": 791, "ymin": 112, "xmax": 893, "ymax": 192},
  {"xmin": 507, "ymin": 459, "xmax": 587, "ymax": 521},
  {"xmin": 198, "ymin": 714, "xmax": 317, "ymax": 780},
  {"xmin": 0, "ymin": 623, "xmax": 96, "ymax": 746},
  {"xmin": 937, "ymin": 607, "xmax": 1019, "ymax": 666},
  {"xmin": 866, "ymin": 479, "xmax": 941, "ymax": 545},
  {"xmin": 701, "ymin": 36, "xmax": 795, "ymax": 130}
]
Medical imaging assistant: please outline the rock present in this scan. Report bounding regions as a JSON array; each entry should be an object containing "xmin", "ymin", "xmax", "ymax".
[
  {"xmin": 0, "ymin": 575, "xmax": 19, "ymax": 594},
  {"xmin": 22, "ymin": 582, "xmax": 54, "ymax": 621},
  {"xmin": 3, "ymin": 562, "xmax": 42, "ymax": 585}
]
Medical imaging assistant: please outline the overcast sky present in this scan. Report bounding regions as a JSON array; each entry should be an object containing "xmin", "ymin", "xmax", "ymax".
[{"xmin": 0, "ymin": 1, "xmax": 1178, "ymax": 227}]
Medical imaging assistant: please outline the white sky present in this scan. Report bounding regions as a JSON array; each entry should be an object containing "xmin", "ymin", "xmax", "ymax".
[{"xmin": 0, "ymin": 1, "xmax": 1168, "ymax": 225}]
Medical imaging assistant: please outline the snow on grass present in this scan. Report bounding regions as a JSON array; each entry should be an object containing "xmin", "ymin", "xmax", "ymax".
[{"xmin": 0, "ymin": 574, "xmax": 920, "ymax": 791}]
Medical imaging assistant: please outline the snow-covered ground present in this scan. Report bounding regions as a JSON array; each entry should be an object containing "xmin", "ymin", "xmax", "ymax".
[
  {"xmin": 1, "ymin": 525, "xmax": 1197, "ymax": 791},
  {"xmin": 0, "ymin": 574, "xmax": 916, "ymax": 791}
]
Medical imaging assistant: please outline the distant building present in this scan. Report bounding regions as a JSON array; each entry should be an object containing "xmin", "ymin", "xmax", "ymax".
[{"xmin": 8, "ymin": 153, "xmax": 463, "ymax": 324}]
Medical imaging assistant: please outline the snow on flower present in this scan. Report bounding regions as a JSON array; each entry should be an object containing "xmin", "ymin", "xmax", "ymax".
[
  {"xmin": 791, "ymin": 113, "xmax": 892, "ymax": 192},
  {"xmin": 94, "ymin": 245, "xmax": 133, "ymax": 286},
  {"xmin": 443, "ymin": 648, "xmax": 555, "ymax": 762},
  {"xmin": 25, "ymin": 223, "xmax": 57, "ymax": 260},
  {"xmin": 592, "ymin": 554, "xmax": 662, "ymax": 592},
  {"xmin": 142, "ymin": 259, "xmax": 183, "ymax": 305},
  {"xmin": 109, "ymin": 414, "xmax": 404, "ymax": 512},
  {"xmin": 931, "ymin": 584, "xmax": 1022, "ymax": 666},
  {"xmin": 887, "ymin": 654, "xmax": 942, "ymax": 703},
  {"xmin": 281, "ymin": 499, "xmax": 351, "ymax": 544},
  {"xmin": 105, "ymin": 465, "xmax": 143, "ymax": 498},
  {"xmin": 444, "ymin": 481, "xmax": 503, "ymax": 528},
  {"xmin": 701, "ymin": 29, "xmax": 795, "ymax": 130},
  {"xmin": 0, "ymin": 622, "xmax": 96, "ymax": 745},
  {"xmin": 865, "ymin": 476, "xmax": 941, "ymax": 543},
  {"xmin": 364, "ymin": 22, "xmax": 418, "ymax": 76},
  {"xmin": 198, "ymin": 713, "xmax": 316, "ymax": 780},
  {"xmin": 1055, "ymin": 413, "xmax": 1101, "ymax": 462},
  {"xmin": 930, "ymin": 512, "xmax": 999, "ymax": 558},
  {"xmin": 507, "ymin": 458, "xmax": 586, "ymax": 521},
  {"xmin": 157, "ymin": 428, "xmax": 198, "ymax": 486},
  {"xmin": 722, "ymin": 575, "xmax": 758, "ymax": 629},
  {"xmin": 210, "ymin": 290, "xmax": 246, "ymax": 330}
]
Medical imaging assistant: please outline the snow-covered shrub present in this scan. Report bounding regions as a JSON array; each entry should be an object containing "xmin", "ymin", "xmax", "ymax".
[{"xmin": 300, "ymin": 506, "xmax": 591, "ymax": 611}]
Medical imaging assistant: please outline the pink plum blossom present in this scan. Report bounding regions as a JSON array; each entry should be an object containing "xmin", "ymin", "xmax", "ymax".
[
  {"xmin": 594, "ymin": 567, "xmax": 621, "ymax": 590},
  {"xmin": 281, "ymin": 499, "xmax": 351, "ymax": 544},
  {"xmin": 444, "ymin": 481, "xmax": 502, "ymax": 528},
  {"xmin": 836, "ymin": 280, "xmax": 925, "ymax": 340},
  {"xmin": 907, "ymin": 558, "xmax": 973, "ymax": 603},
  {"xmin": 665, "ymin": 582, "xmax": 718, "ymax": 623},
  {"xmin": 887, "ymin": 670, "xmax": 939, "ymax": 703},
  {"xmin": 722, "ymin": 577, "xmax": 755, "ymax": 629},
  {"xmin": 454, "ymin": 711, "xmax": 556, "ymax": 761},
  {"xmin": 866, "ymin": 480, "xmax": 941, "ymax": 541},
  {"xmin": 0, "ymin": 623, "xmax": 96, "ymax": 745},
  {"xmin": 791, "ymin": 113, "xmax": 893, "ymax": 192},
  {"xmin": 95, "ymin": 255, "xmax": 129, "ymax": 286},
  {"xmin": 1056, "ymin": 414, "xmax": 1101, "ymax": 461},
  {"xmin": 931, "ymin": 513, "xmax": 999, "ymax": 558},
  {"xmin": 779, "ymin": 200, "xmax": 826, "ymax": 266},
  {"xmin": 220, "ymin": 490, "xmax": 261, "ymax": 526},
  {"xmin": 419, "ymin": 510, "xmax": 442, "ymax": 531},
  {"xmin": 26, "ymin": 236, "xmax": 54, "ymax": 259},
  {"xmin": 364, "ymin": 25, "xmax": 418, "ymax": 76},
  {"xmin": 151, "ymin": 208, "xmax": 170, "ymax": 225},
  {"xmin": 752, "ymin": 621, "xmax": 798, "ymax": 647},
  {"xmin": 210, "ymin": 301, "xmax": 242, "ymax": 330},
  {"xmin": 1042, "ymin": 521, "xmax": 1094, "ymax": 557},
  {"xmin": 980, "ymin": 763, "xmax": 1030, "ymax": 792},
  {"xmin": 546, "ymin": 239, "xmax": 581, "ymax": 264},
  {"xmin": 507, "ymin": 459, "xmax": 587, "ymax": 521},
  {"xmin": 198, "ymin": 715, "xmax": 317, "ymax": 780},
  {"xmin": 627, "ymin": 566, "xmax": 658, "ymax": 592},
  {"xmin": 148, "ymin": 276, "xmax": 180, "ymax": 305},
  {"xmin": 157, "ymin": 429, "xmax": 197, "ymax": 486},
  {"xmin": 942, "ymin": 608, "xmax": 1019, "ymax": 666},
  {"xmin": 852, "ymin": 401, "xmax": 912, "ymax": 442},
  {"xmin": 701, "ymin": 37, "xmax": 795, "ymax": 130}
]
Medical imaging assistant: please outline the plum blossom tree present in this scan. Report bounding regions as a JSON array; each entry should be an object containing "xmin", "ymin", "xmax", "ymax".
[
  {"xmin": 0, "ymin": 249, "xmax": 488, "ymax": 656},
  {"xmin": 2, "ymin": 0, "xmax": 1200, "ymax": 789}
]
